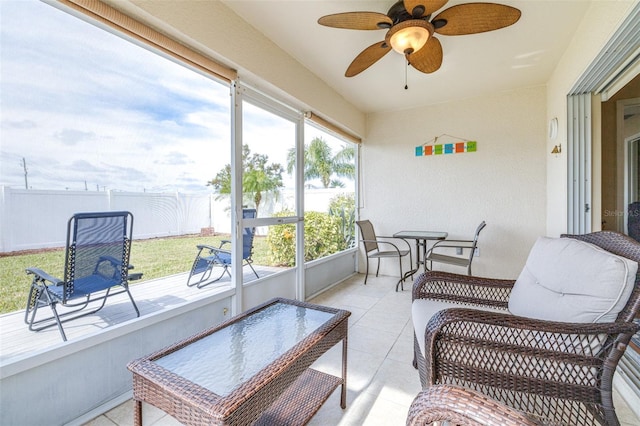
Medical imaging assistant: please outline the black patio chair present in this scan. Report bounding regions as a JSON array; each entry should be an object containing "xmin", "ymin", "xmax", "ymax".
[
  {"xmin": 186, "ymin": 208, "xmax": 259, "ymax": 288},
  {"xmin": 24, "ymin": 211, "xmax": 142, "ymax": 341}
]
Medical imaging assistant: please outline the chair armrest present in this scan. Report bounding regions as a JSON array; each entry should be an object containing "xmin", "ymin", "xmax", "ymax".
[
  {"xmin": 99, "ymin": 255, "xmax": 123, "ymax": 267},
  {"xmin": 97, "ymin": 256, "xmax": 142, "ymax": 281},
  {"xmin": 430, "ymin": 239, "xmax": 475, "ymax": 250},
  {"xmin": 197, "ymin": 242, "xmax": 231, "ymax": 254},
  {"xmin": 426, "ymin": 240, "xmax": 476, "ymax": 260},
  {"xmin": 376, "ymin": 235, "xmax": 412, "ymax": 249},
  {"xmin": 25, "ymin": 267, "xmax": 63, "ymax": 285},
  {"xmin": 196, "ymin": 243, "xmax": 228, "ymax": 254},
  {"xmin": 196, "ymin": 244, "xmax": 231, "ymax": 257},
  {"xmin": 412, "ymin": 271, "xmax": 514, "ymax": 308},
  {"xmin": 407, "ymin": 384, "xmax": 542, "ymax": 426},
  {"xmin": 423, "ymin": 308, "xmax": 639, "ymax": 395},
  {"xmin": 360, "ymin": 238, "xmax": 406, "ymax": 255},
  {"xmin": 196, "ymin": 244, "xmax": 218, "ymax": 250},
  {"xmin": 207, "ymin": 246, "xmax": 232, "ymax": 256},
  {"xmin": 360, "ymin": 238, "xmax": 411, "ymax": 253}
]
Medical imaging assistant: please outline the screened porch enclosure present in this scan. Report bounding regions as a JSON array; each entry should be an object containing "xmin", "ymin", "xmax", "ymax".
[{"xmin": 0, "ymin": 0, "xmax": 359, "ymax": 310}]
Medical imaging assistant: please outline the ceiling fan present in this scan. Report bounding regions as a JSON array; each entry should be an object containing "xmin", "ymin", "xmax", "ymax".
[{"xmin": 318, "ymin": 0, "xmax": 521, "ymax": 77}]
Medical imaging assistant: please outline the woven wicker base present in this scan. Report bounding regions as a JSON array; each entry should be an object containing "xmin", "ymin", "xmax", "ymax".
[
  {"xmin": 255, "ymin": 368, "xmax": 342, "ymax": 425},
  {"xmin": 128, "ymin": 298, "xmax": 350, "ymax": 426}
]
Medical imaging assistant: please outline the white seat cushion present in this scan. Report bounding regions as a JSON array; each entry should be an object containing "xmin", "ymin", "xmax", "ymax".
[
  {"xmin": 412, "ymin": 299, "xmax": 505, "ymax": 357},
  {"xmin": 508, "ymin": 237, "xmax": 638, "ymax": 323}
]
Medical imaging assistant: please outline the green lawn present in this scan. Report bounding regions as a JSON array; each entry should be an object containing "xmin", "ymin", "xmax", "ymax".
[{"xmin": 0, "ymin": 234, "xmax": 271, "ymax": 315}]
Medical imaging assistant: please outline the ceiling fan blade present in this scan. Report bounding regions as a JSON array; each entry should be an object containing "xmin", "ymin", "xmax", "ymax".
[
  {"xmin": 318, "ymin": 12, "xmax": 392, "ymax": 30},
  {"xmin": 345, "ymin": 41, "xmax": 392, "ymax": 77},
  {"xmin": 407, "ymin": 36, "xmax": 443, "ymax": 74},
  {"xmin": 433, "ymin": 3, "xmax": 521, "ymax": 36},
  {"xmin": 403, "ymin": 0, "xmax": 448, "ymax": 17}
]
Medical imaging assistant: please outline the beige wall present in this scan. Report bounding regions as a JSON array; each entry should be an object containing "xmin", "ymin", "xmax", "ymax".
[
  {"xmin": 545, "ymin": 1, "xmax": 638, "ymax": 236},
  {"xmin": 362, "ymin": 86, "xmax": 547, "ymax": 279}
]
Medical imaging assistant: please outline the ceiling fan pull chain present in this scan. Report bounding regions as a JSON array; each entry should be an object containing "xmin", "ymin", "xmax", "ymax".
[{"xmin": 404, "ymin": 60, "xmax": 409, "ymax": 90}]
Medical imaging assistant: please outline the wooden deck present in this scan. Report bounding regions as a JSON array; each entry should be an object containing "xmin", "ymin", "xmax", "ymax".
[{"xmin": 0, "ymin": 266, "xmax": 283, "ymax": 364}]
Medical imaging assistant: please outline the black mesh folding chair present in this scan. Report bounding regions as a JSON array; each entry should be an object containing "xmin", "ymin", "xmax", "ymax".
[
  {"xmin": 24, "ymin": 211, "xmax": 142, "ymax": 341},
  {"xmin": 186, "ymin": 208, "xmax": 259, "ymax": 288}
]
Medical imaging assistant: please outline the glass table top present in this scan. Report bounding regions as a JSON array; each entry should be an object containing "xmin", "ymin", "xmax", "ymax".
[
  {"xmin": 155, "ymin": 302, "xmax": 334, "ymax": 396},
  {"xmin": 393, "ymin": 230, "xmax": 448, "ymax": 239}
]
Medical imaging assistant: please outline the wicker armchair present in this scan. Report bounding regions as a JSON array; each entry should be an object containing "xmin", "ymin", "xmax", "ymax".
[
  {"xmin": 412, "ymin": 231, "xmax": 640, "ymax": 426},
  {"xmin": 407, "ymin": 384, "xmax": 542, "ymax": 426}
]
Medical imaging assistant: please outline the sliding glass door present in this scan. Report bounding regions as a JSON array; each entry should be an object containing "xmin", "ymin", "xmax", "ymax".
[{"xmin": 231, "ymin": 85, "xmax": 303, "ymax": 308}]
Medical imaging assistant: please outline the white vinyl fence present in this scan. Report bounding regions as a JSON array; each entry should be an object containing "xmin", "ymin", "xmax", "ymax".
[{"xmin": 0, "ymin": 186, "xmax": 350, "ymax": 253}]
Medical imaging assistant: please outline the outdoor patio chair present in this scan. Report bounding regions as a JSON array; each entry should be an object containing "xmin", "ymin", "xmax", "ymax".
[
  {"xmin": 356, "ymin": 219, "xmax": 412, "ymax": 289},
  {"xmin": 407, "ymin": 384, "xmax": 541, "ymax": 426},
  {"xmin": 24, "ymin": 211, "xmax": 142, "ymax": 341},
  {"xmin": 424, "ymin": 220, "xmax": 485, "ymax": 275},
  {"xmin": 412, "ymin": 231, "xmax": 640, "ymax": 425},
  {"xmin": 186, "ymin": 208, "xmax": 259, "ymax": 288}
]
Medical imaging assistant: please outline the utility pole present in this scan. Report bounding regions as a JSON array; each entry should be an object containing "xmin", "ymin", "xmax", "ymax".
[{"xmin": 22, "ymin": 157, "xmax": 28, "ymax": 189}]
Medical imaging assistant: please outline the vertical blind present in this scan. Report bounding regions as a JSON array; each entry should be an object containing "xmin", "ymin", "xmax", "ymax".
[
  {"xmin": 566, "ymin": 2, "xmax": 639, "ymax": 234},
  {"xmin": 567, "ymin": 94, "xmax": 592, "ymax": 234}
]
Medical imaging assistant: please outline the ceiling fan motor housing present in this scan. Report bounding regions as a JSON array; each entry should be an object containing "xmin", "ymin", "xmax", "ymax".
[{"xmin": 387, "ymin": 0, "xmax": 426, "ymax": 24}]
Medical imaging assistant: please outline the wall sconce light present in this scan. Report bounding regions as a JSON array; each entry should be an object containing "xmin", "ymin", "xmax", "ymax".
[
  {"xmin": 548, "ymin": 117, "xmax": 558, "ymax": 140},
  {"xmin": 551, "ymin": 144, "xmax": 562, "ymax": 155}
]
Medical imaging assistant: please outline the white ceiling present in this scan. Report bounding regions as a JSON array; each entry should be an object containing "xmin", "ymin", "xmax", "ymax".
[{"xmin": 222, "ymin": 0, "xmax": 592, "ymax": 114}]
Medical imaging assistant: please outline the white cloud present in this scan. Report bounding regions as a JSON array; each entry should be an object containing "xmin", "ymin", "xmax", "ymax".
[
  {"xmin": 0, "ymin": 0, "xmax": 230, "ymax": 192},
  {"xmin": 0, "ymin": 0, "xmax": 354, "ymax": 196}
]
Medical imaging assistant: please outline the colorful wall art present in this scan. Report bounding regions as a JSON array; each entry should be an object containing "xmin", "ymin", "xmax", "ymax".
[{"xmin": 415, "ymin": 140, "xmax": 477, "ymax": 157}]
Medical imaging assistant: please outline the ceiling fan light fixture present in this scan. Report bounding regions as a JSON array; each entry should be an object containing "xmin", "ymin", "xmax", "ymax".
[{"xmin": 387, "ymin": 20, "xmax": 433, "ymax": 55}]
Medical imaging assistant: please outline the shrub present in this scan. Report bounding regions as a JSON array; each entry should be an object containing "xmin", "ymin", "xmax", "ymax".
[
  {"xmin": 305, "ymin": 211, "xmax": 345, "ymax": 260},
  {"xmin": 267, "ymin": 211, "xmax": 296, "ymax": 266},
  {"xmin": 328, "ymin": 193, "xmax": 356, "ymax": 248},
  {"xmin": 267, "ymin": 210, "xmax": 345, "ymax": 266}
]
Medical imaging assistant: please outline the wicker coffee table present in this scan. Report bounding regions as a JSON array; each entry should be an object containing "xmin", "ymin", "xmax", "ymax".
[{"xmin": 127, "ymin": 297, "xmax": 350, "ymax": 425}]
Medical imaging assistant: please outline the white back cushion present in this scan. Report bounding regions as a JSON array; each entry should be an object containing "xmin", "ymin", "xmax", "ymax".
[{"xmin": 509, "ymin": 237, "xmax": 637, "ymax": 323}]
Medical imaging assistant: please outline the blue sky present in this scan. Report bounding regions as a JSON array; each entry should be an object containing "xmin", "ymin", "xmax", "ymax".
[
  {"xmin": 0, "ymin": 0, "xmax": 351, "ymax": 193},
  {"xmin": 1, "ymin": 0, "xmax": 232, "ymax": 193}
]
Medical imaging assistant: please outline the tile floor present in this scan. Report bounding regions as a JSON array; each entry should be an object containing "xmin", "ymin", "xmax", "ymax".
[{"xmin": 84, "ymin": 273, "xmax": 640, "ymax": 426}]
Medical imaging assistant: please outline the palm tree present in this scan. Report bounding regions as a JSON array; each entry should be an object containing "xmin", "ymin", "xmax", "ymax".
[
  {"xmin": 287, "ymin": 137, "xmax": 355, "ymax": 188},
  {"xmin": 208, "ymin": 144, "xmax": 283, "ymax": 214}
]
